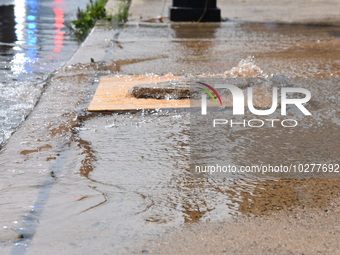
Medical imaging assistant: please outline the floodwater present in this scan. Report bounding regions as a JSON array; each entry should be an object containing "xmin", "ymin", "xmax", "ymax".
[
  {"xmin": 0, "ymin": 0, "xmax": 88, "ymax": 147},
  {"xmin": 0, "ymin": 20, "xmax": 339, "ymax": 254}
]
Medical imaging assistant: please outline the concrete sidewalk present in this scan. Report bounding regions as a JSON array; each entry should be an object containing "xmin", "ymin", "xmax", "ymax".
[
  {"xmin": 125, "ymin": 0, "xmax": 340, "ymax": 25},
  {"xmin": 0, "ymin": 0, "xmax": 339, "ymax": 254}
]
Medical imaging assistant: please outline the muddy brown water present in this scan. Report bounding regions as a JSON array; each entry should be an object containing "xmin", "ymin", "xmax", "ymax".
[{"xmin": 0, "ymin": 21, "xmax": 339, "ymax": 254}]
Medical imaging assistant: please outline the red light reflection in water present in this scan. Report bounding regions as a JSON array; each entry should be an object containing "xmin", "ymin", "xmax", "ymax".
[{"xmin": 53, "ymin": 7, "xmax": 65, "ymax": 53}]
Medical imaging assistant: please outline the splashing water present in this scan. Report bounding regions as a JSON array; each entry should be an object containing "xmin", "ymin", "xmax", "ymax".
[{"xmin": 224, "ymin": 56, "xmax": 268, "ymax": 79}]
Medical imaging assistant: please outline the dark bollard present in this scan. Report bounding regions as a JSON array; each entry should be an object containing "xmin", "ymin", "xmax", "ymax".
[{"xmin": 170, "ymin": 0, "xmax": 221, "ymax": 22}]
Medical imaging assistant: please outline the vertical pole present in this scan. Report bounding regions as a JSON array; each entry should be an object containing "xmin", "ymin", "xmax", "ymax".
[{"xmin": 170, "ymin": 0, "xmax": 221, "ymax": 22}]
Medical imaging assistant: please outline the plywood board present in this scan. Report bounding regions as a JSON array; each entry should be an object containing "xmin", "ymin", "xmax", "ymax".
[{"xmin": 88, "ymin": 75, "xmax": 191, "ymax": 111}]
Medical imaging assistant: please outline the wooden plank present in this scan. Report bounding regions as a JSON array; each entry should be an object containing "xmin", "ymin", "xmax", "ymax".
[{"xmin": 88, "ymin": 75, "xmax": 191, "ymax": 111}]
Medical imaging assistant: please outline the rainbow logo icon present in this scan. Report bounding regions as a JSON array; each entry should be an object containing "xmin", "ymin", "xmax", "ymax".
[{"xmin": 196, "ymin": 82, "xmax": 223, "ymax": 106}]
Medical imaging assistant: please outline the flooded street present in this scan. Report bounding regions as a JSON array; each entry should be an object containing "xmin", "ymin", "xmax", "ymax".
[
  {"xmin": 0, "ymin": 0, "xmax": 339, "ymax": 253},
  {"xmin": 0, "ymin": 0, "xmax": 88, "ymax": 147}
]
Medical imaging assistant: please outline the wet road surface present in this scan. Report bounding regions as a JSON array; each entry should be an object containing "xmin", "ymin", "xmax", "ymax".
[{"xmin": 0, "ymin": 18, "xmax": 339, "ymax": 254}]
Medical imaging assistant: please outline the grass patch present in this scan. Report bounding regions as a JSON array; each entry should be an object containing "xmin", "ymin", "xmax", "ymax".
[
  {"xmin": 72, "ymin": 0, "xmax": 111, "ymax": 40},
  {"xmin": 71, "ymin": 0, "xmax": 130, "ymax": 41},
  {"xmin": 112, "ymin": 0, "xmax": 130, "ymax": 23}
]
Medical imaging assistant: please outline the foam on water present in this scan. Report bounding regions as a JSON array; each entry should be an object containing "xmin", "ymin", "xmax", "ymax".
[{"xmin": 224, "ymin": 56, "xmax": 268, "ymax": 79}]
